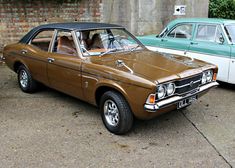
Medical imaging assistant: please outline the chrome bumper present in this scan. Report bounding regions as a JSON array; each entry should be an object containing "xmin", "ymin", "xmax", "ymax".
[{"xmin": 144, "ymin": 81, "xmax": 219, "ymax": 112}]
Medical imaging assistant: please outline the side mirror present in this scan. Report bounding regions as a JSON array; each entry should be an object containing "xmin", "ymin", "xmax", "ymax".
[
  {"xmin": 219, "ymin": 34, "xmax": 225, "ymax": 44},
  {"xmin": 156, "ymin": 34, "xmax": 159, "ymax": 38}
]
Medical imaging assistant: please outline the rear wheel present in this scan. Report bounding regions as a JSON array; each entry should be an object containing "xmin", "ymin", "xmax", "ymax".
[
  {"xmin": 100, "ymin": 91, "xmax": 133, "ymax": 135},
  {"xmin": 17, "ymin": 65, "xmax": 38, "ymax": 93}
]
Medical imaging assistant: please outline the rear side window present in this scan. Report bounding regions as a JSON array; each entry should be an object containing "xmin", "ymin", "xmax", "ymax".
[
  {"xmin": 167, "ymin": 24, "xmax": 193, "ymax": 39},
  {"xmin": 195, "ymin": 25, "xmax": 221, "ymax": 42},
  {"xmin": 30, "ymin": 30, "xmax": 54, "ymax": 51}
]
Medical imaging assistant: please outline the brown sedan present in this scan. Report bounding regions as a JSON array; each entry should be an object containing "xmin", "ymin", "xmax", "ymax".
[{"xmin": 3, "ymin": 22, "xmax": 218, "ymax": 134}]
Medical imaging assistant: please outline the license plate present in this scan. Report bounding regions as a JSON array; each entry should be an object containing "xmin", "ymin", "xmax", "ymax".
[{"xmin": 177, "ymin": 95, "xmax": 197, "ymax": 109}]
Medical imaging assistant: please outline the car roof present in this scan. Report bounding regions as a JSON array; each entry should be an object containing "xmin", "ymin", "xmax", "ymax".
[
  {"xmin": 35, "ymin": 22, "xmax": 123, "ymax": 30},
  {"xmin": 167, "ymin": 18, "xmax": 235, "ymax": 28},
  {"xmin": 20, "ymin": 22, "xmax": 124, "ymax": 43}
]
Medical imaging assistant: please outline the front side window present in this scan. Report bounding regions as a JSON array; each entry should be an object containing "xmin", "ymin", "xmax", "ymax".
[
  {"xmin": 167, "ymin": 24, "xmax": 193, "ymax": 39},
  {"xmin": 76, "ymin": 28, "xmax": 143, "ymax": 56},
  {"xmin": 225, "ymin": 24, "xmax": 235, "ymax": 43},
  {"xmin": 195, "ymin": 24, "xmax": 223, "ymax": 43},
  {"xmin": 53, "ymin": 31, "xmax": 77, "ymax": 56},
  {"xmin": 30, "ymin": 30, "xmax": 54, "ymax": 51}
]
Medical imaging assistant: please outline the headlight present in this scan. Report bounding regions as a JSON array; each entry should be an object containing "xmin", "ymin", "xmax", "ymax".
[
  {"xmin": 166, "ymin": 83, "xmax": 175, "ymax": 96},
  {"xmin": 206, "ymin": 70, "xmax": 213, "ymax": 82},
  {"xmin": 201, "ymin": 72, "xmax": 207, "ymax": 84},
  {"xmin": 202, "ymin": 70, "xmax": 213, "ymax": 84},
  {"xmin": 157, "ymin": 85, "xmax": 166, "ymax": 99}
]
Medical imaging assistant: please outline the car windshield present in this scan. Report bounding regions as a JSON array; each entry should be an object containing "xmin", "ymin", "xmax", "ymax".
[
  {"xmin": 225, "ymin": 24, "xmax": 235, "ymax": 43},
  {"xmin": 76, "ymin": 28, "xmax": 143, "ymax": 56}
]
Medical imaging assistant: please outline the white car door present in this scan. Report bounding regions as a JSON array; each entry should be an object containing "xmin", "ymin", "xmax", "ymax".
[
  {"xmin": 188, "ymin": 24, "xmax": 231, "ymax": 83},
  {"xmin": 228, "ymin": 53, "xmax": 235, "ymax": 84}
]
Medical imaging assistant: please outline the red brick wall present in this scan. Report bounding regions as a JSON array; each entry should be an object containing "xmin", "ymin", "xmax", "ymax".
[{"xmin": 0, "ymin": 0, "xmax": 102, "ymax": 52}]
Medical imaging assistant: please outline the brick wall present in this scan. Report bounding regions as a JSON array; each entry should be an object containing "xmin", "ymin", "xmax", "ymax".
[
  {"xmin": 0, "ymin": 0, "xmax": 102, "ymax": 52},
  {"xmin": 0, "ymin": 0, "xmax": 209, "ymax": 53}
]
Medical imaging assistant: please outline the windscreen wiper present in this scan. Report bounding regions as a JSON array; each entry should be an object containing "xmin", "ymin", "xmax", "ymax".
[
  {"xmin": 99, "ymin": 48, "xmax": 118, "ymax": 57},
  {"xmin": 130, "ymin": 44, "xmax": 141, "ymax": 52}
]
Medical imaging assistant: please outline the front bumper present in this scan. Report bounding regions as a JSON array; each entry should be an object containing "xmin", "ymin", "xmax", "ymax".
[{"xmin": 144, "ymin": 81, "xmax": 219, "ymax": 112}]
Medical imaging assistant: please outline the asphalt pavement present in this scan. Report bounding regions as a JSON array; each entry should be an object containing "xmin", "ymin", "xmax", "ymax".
[{"xmin": 0, "ymin": 63, "xmax": 234, "ymax": 168}]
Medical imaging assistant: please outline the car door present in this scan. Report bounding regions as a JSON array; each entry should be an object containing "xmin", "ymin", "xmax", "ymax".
[
  {"xmin": 188, "ymin": 24, "xmax": 231, "ymax": 82},
  {"xmin": 229, "ymin": 47, "xmax": 235, "ymax": 84},
  {"xmin": 158, "ymin": 23, "xmax": 194, "ymax": 56},
  {"xmin": 22, "ymin": 29, "xmax": 55, "ymax": 85},
  {"xmin": 47, "ymin": 30, "xmax": 83, "ymax": 99}
]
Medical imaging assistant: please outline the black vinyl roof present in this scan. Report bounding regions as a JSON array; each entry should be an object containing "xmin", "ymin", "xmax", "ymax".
[{"xmin": 20, "ymin": 22, "xmax": 124, "ymax": 43}]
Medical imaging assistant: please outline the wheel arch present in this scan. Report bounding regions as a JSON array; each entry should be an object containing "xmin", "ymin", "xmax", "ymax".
[
  {"xmin": 13, "ymin": 60, "xmax": 29, "ymax": 73},
  {"xmin": 95, "ymin": 82, "xmax": 129, "ymax": 108}
]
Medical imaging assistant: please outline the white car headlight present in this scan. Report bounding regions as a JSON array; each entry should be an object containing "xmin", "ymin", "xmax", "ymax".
[
  {"xmin": 201, "ymin": 72, "xmax": 207, "ymax": 84},
  {"xmin": 166, "ymin": 83, "xmax": 175, "ymax": 96},
  {"xmin": 202, "ymin": 70, "xmax": 213, "ymax": 84},
  {"xmin": 206, "ymin": 70, "xmax": 213, "ymax": 82},
  {"xmin": 157, "ymin": 85, "xmax": 166, "ymax": 99}
]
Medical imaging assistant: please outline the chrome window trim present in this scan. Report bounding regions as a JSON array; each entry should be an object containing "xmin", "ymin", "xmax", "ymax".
[
  {"xmin": 71, "ymin": 30, "xmax": 83, "ymax": 59},
  {"xmin": 48, "ymin": 29, "xmax": 58, "ymax": 53}
]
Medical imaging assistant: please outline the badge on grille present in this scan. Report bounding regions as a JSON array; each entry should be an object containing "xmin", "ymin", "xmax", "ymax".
[{"xmin": 190, "ymin": 81, "xmax": 194, "ymax": 87}]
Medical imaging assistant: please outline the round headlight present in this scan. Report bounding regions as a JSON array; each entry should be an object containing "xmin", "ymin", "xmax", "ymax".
[
  {"xmin": 157, "ymin": 85, "xmax": 166, "ymax": 99},
  {"xmin": 206, "ymin": 70, "xmax": 213, "ymax": 82},
  {"xmin": 166, "ymin": 83, "xmax": 175, "ymax": 96},
  {"xmin": 201, "ymin": 72, "xmax": 207, "ymax": 84}
]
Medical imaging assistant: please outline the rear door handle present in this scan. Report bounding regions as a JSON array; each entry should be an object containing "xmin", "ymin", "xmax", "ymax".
[
  {"xmin": 190, "ymin": 42, "xmax": 198, "ymax": 45},
  {"xmin": 21, "ymin": 49, "xmax": 28, "ymax": 54},
  {"xmin": 47, "ymin": 57, "xmax": 55, "ymax": 63}
]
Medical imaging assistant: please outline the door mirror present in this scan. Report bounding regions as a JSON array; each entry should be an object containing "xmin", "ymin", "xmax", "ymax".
[
  {"xmin": 219, "ymin": 34, "xmax": 225, "ymax": 44},
  {"xmin": 156, "ymin": 34, "xmax": 159, "ymax": 38}
]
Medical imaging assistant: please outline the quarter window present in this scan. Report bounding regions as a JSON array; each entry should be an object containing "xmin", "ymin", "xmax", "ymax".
[
  {"xmin": 31, "ymin": 30, "xmax": 54, "ymax": 51},
  {"xmin": 167, "ymin": 24, "xmax": 193, "ymax": 39}
]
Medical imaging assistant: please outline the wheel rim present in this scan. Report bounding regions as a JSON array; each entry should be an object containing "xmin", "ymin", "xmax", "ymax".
[
  {"xmin": 19, "ymin": 69, "xmax": 28, "ymax": 88},
  {"xmin": 103, "ymin": 99, "xmax": 119, "ymax": 127}
]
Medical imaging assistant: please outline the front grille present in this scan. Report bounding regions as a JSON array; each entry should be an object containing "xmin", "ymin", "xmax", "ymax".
[{"xmin": 175, "ymin": 74, "xmax": 202, "ymax": 95}]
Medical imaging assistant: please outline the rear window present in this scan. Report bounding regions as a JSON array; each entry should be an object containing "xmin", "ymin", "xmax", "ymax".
[{"xmin": 30, "ymin": 30, "xmax": 54, "ymax": 51}]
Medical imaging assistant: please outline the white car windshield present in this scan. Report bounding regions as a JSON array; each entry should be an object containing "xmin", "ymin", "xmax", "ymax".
[
  {"xmin": 76, "ymin": 28, "xmax": 143, "ymax": 56},
  {"xmin": 225, "ymin": 24, "xmax": 235, "ymax": 43}
]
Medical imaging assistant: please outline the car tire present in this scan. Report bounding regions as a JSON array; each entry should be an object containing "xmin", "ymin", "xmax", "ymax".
[
  {"xmin": 100, "ymin": 91, "xmax": 133, "ymax": 135},
  {"xmin": 17, "ymin": 65, "xmax": 38, "ymax": 93}
]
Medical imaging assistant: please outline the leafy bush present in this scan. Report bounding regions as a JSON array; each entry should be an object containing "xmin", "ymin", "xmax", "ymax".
[{"xmin": 209, "ymin": 0, "xmax": 235, "ymax": 19}]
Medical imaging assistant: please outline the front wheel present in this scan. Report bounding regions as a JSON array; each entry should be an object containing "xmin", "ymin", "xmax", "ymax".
[
  {"xmin": 17, "ymin": 65, "xmax": 38, "ymax": 93},
  {"xmin": 100, "ymin": 91, "xmax": 133, "ymax": 135}
]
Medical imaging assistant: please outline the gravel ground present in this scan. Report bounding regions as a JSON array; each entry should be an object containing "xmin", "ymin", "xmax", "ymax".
[{"xmin": 0, "ymin": 64, "xmax": 234, "ymax": 168}]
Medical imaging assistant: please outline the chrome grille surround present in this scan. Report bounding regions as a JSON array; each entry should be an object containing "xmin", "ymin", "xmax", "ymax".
[{"xmin": 174, "ymin": 74, "xmax": 202, "ymax": 95}]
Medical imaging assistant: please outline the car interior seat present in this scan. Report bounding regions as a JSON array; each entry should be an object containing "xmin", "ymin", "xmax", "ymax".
[
  {"xmin": 57, "ymin": 36, "xmax": 77, "ymax": 55},
  {"xmin": 90, "ymin": 33, "xmax": 104, "ymax": 49}
]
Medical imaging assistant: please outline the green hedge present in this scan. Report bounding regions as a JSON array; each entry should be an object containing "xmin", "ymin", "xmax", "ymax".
[{"xmin": 209, "ymin": 0, "xmax": 235, "ymax": 19}]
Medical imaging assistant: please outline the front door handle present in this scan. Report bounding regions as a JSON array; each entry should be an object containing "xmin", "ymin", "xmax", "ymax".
[
  {"xmin": 21, "ymin": 49, "xmax": 28, "ymax": 54},
  {"xmin": 47, "ymin": 57, "xmax": 55, "ymax": 63},
  {"xmin": 190, "ymin": 42, "xmax": 198, "ymax": 45}
]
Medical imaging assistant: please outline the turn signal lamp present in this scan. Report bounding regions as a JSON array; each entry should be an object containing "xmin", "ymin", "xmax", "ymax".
[
  {"xmin": 147, "ymin": 94, "xmax": 156, "ymax": 104},
  {"xmin": 213, "ymin": 73, "xmax": 217, "ymax": 81}
]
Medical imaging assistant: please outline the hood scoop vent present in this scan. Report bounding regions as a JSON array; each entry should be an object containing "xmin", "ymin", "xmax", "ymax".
[{"xmin": 116, "ymin": 60, "xmax": 133, "ymax": 74}]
